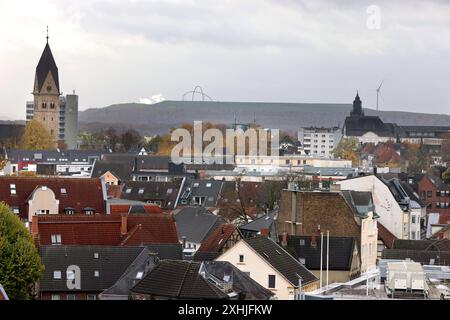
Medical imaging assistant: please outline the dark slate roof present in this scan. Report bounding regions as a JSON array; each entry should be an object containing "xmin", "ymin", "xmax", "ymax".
[
  {"xmin": 340, "ymin": 190, "xmax": 378, "ymax": 218},
  {"xmin": 381, "ymin": 249, "xmax": 450, "ymax": 266},
  {"xmin": 120, "ymin": 180, "xmax": 183, "ymax": 209},
  {"xmin": 193, "ymin": 251, "xmax": 221, "ymax": 261},
  {"xmin": 179, "ymin": 179, "xmax": 224, "ymax": 207},
  {"xmin": 131, "ymin": 260, "xmax": 229, "ymax": 299},
  {"xmin": 244, "ymin": 236, "xmax": 318, "ymax": 286},
  {"xmin": 102, "ymin": 155, "xmax": 171, "ymax": 171},
  {"xmin": 39, "ymin": 246, "xmax": 146, "ymax": 292},
  {"xmin": 100, "ymin": 250, "xmax": 159, "ymax": 298},
  {"xmin": 343, "ymin": 115, "xmax": 396, "ymax": 137},
  {"xmin": 91, "ymin": 159, "xmax": 134, "ymax": 181},
  {"xmin": 173, "ymin": 206, "xmax": 223, "ymax": 243},
  {"xmin": 283, "ymin": 235, "xmax": 357, "ymax": 271},
  {"xmin": 392, "ymin": 239, "xmax": 450, "ymax": 252},
  {"xmin": 0, "ymin": 124, "xmax": 25, "ymax": 141},
  {"xmin": 6, "ymin": 149, "xmax": 103, "ymax": 164},
  {"xmin": 35, "ymin": 42, "xmax": 59, "ymax": 93},
  {"xmin": 145, "ymin": 243, "xmax": 183, "ymax": 260},
  {"xmin": 240, "ymin": 209, "xmax": 277, "ymax": 233}
]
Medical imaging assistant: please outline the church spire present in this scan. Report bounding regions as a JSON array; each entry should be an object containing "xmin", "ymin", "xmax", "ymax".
[{"xmin": 350, "ymin": 91, "xmax": 363, "ymax": 116}]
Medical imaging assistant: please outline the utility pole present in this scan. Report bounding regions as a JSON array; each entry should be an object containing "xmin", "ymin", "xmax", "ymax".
[
  {"xmin": 320, "ymin": 231, "xmax": 324, "ymax": 288},
  {"xmin": 326, "ymin": 230, "xmax": 330, "ymax": 289}
]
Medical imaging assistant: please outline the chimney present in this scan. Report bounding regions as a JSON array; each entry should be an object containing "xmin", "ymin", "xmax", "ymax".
[
  {"xmin": 31, "ymin": 215, "xmax": 39, "ymax": 236},
  {"xmin": 120, "ymin": 214, "xmax": 128, "ymax": 236},
  {"xmin": 373, "ymin": 166, "xmax": 378, "ymax": 176},
  {"xmin": 311, "ymin": 231, "xmax": 317, "ymax": 248},
  {"xmin": 260, "ymin": 228, "xmax": 269, "ymax": 236},
  {"xmin": 181, "ymin": 236, "xmax": 187, "ymax": 249},
  {"xmin": 281, "ymin": 231, "xmax": 288, "ymax": 247}
]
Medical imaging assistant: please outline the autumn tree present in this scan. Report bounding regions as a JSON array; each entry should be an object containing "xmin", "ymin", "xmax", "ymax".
[
  {"xmin": 121, "ymin": 129, "xmax": 142, "ymax": 152},
  {"xmin": 19, "ymin": 119, "xmax": 54, "ymax": 150},
  {"xmin": 407, "ymin": 143, "xmax": 430, "ymax": 175},
  {"xmin": 333, "ymin": 138, "xmax": 360, "ymax": 165},
  {"xmin": 0, "ymin": 203, "xmax": 44, "ymax": 299}
]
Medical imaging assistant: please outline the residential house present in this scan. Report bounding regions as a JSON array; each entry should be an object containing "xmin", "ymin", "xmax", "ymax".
[
  {"xmin": 417, "ymin": 175, "xmax": 450, "ymax": 222},
  {"xmin": 120, "ymin": 180, "xmax": 184, "ymax": 209},
  {"xmin": 194, "ymin": 224, "xmax": 243, "ymax": 261},
  {"xmin": 280, "ymin": 234, "xmax": 361, "ymax": 284},
  {"xmin": 32, "ymin": 211, "xmax": 179, "ymax": 246},
  {"xmin": 337, "ymin": 175, "xmax": 423, "ymax": 241},
  {"xmin": 216, "ymin": 236, "xmax": 319, "ymax": 300},
  {"xmin": 178, "ymin": 179, "xmax": 224, "ymax": 208},
  {"xmin": 39, "ymin": 245, "xmax": 148, "ymax": 300},
  {"xmin": 91, "ymin": 159, "xmax": 135, "ymax": 185},
  {"xmin": 4, "ymin": 149, "xmax": 102, "ymax": 176},
  {"xmin": 130, "ymin": 260, "xmax": 275, "ymax": 300},
  {"xmin": 239, "ymin": 209, "xmax": 278, "ymax": 240},
  {"xmin": 172, "ymin": 206, "xmax": 223, "ymax": 258},
  {"xmin": 0, "ymin": 176, "xmax": 107, "ymax": 222},
  {"xmin": 277, "ymin": 189, "xmax": 379, "ymax": 272}
]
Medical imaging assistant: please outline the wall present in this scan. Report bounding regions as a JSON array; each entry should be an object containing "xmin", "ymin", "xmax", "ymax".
[
  {"xmin": 64, "ymin": 94, "xmax": 79, "ymax": 149},
  {"xmin": 102, "ymin": 171, "xmax": 120, "ymax": 186},
  {"xmin": 27, "ymin": 186, "xmax": 59, "ymax": 222},
  {"xmin": 217, "ymin": 241, "xmax": 298, "ymax": 300}
]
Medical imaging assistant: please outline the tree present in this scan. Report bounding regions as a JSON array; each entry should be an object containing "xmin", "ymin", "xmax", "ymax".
[
  {"xmin": 19, "ymin": 119, "xmax": 54, "ymax": 150},
  {"xmin": 121, "ymin": 129, "xmax": 142, "ymax": 152},
  {"xmin": 333, "ymin": 138, "xmax": 359, "ymax": 165},
  {"xmin": 407, "ymin": 143, "xmax": 430, "ymax": 175},
  {"xmin": 0, "ymin": 203, "xmax": 44, "ymax": 299},
  {"xmin": 442, "ymin": 167, "xmax": 450, "ymax": 184}
]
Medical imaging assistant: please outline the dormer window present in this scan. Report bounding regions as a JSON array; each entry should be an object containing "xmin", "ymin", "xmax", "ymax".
[
  {"xmin": 138, "ymin": 188, "xmax": 145, "ymax": 194},
  {"xmin": 12, "ymin": 207, "xmax": 19, "ymax": 215},
  {"xmin": 206, "ymin": 183, "xmax": 212, "ymax": 188},
  {"xmin": 125, "ymin": 188, "xmax": 132, "ymax": 194},
  {"xmin": 60, "ymin": 188, "xmax": 67, "ymax": 194},
  {"xmin": 84, "ymin": 208, "xmax": 94, "ymax": 215}
]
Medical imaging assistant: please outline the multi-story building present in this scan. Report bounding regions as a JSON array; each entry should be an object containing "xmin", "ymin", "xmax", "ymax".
[
  {"xmin": 298, "ymin": 127, "xmax": 341, "ymax": 158},
  {"xmin": 28, "ymin": 36, "xmax": 78, "ymax": 149}
]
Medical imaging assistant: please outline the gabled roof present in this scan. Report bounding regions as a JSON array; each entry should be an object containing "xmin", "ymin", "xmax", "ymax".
[
  {"xmin": 240, "ymin": 209, "xmax": 277, "ymax": 233},
  {"xmin": 120, "ymin": 180, "xmax": 183, "ymax": 209},
  {"xmin": 173, "ymin": 206, "xmax": 223, "ymax": 244},
  {"xmin": 34, "ymin": 213, "xmax": 179, "ymax": 246},
  {"xmin": 283, "ymin": 235, "xmax": 357, "ymax": 271},
  {"xmin": 91, "ymin": 159, "xmax": 134, "ymax": 181},
  {"xmin": 0, "ymin": 176, "xmax": 106, "ymax": 220},
  {"xmin": 196, "ymin": 224, "xmax": 239, "ymax": 253},
  {"xmin": 39, "ymin": 246, "xmax": 146, "ymax": 292},
  {"xmin": 35, "ymin": 42, "xmax": 59, "ymax": 93},
  {"xmin": 130, "ymin": 260, "xmax": 229, "ymax": 299},
  {"xmin": 344, "ymin": 115, "xmax": 396, "ymax": 137},
  {"xmin": 377, "ymin": 222, "xmax": 397, "ymax": 249},
  {"xmin": 179, "ymin": 179, "xmax": 224, "ymax": 207},
  {"xmin": 243, "ymin": 236, "xmax": 318, "ymax": 286}
]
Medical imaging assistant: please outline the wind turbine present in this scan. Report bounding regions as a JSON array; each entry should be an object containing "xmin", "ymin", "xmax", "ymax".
[{"xmin": 376, "ymin": 80, "xmax": 384, "ymax": 111}]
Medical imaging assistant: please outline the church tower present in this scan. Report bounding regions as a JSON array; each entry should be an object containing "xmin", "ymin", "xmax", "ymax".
[
  {"xmin": 350, "ymin": 91, "xmax": 364, "ymax": 117},
  {"xmin": 32, "ymin": 29, "xmax": 61, "ymax": 146}
]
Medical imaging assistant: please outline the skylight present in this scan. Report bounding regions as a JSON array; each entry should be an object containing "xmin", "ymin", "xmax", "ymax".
[{"xmin": 136, "ymin": 271, "xmax": 144, "ymax": 279}]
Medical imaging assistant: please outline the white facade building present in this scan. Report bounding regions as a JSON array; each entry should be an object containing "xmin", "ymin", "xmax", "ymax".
[{"xmin": 298, "ymin": 127, "xmax": 342, "ymax": 158}]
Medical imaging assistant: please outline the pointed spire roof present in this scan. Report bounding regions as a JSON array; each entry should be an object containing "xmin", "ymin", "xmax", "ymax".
[{"xmin": 35, "ymin": 41, "xmax": 59, "ymax": 93}]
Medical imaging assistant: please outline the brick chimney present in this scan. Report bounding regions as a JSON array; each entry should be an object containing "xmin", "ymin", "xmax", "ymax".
[
  {"xmin": 31, "ymin": 215, "xmax": 39, "ymax": 236},
  {"xmin": 281, "ymin": 231, "xmax": 288, "ymax": 247},
  {"xmin": 120, "ymin": 214, "xmax": 128, "ymax": 236},
  {"xmin": 260, "ymin": 228, "xmax": 269, "ymax": 236}
]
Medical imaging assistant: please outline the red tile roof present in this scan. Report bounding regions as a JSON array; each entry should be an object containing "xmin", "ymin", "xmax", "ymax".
[
  {"xmin": 0, "ymin": 176, "xmax": 106, "ymax": 220},
  {"xmin": 106, "ymin": 184, "xmax": 123, "ymax": 198},
  {"xmin": 197, "ymin": 224, "xmax": 237, "ymax": 252},
  {"xmin": 378, "ymin": 222, "xmax": 397, "ymax": 249},
  {"xmin": 33, "ymin": 213, "xmax": 178, "ymax": 246}
]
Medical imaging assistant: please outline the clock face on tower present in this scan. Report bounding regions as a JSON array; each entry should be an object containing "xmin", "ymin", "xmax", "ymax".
[{"xmin": 47, "ymin": 85, "xmax": 52, "ymax": 92}]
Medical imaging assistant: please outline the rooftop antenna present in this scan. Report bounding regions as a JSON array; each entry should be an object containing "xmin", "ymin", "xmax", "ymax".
[{"xmin": 376, "ymin": 80, "xmax": 384, "ymax": 111}]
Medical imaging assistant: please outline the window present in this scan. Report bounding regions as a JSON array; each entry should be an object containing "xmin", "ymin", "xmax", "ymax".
[
  {"xmin": 66, "ymin": 294, "xmax": 76, "ymax": 300},
  {"xmin": 138, "ymin": 188, "xmax": 144, "ymax": 194},
  {"xmin": 412, "ymin": 216, "xmax": 416, "ymax": 224},
  {"xmin": 206, "ymin": 183, "xmax": 212, "ymax": 188},
  {"xmin": 193, "ymin": 182, "xmax": 200, "ymax": 187},
  {"xmin": 94, "ymin": 271, "xmax": 99, "ymax": 277},
  {"xmin": 136, "ymin": 271, "xmax": 144, "ymax": 279},
  {"xmin": 37, "ymin": 209, "xmax": 49, "ymax": 215},
  {"xmin": 60, "ymin": 188, "xmax": 67, "ymax": 194},
  {"xmin": 299, "ymin": 239, "xmax": 305, "ymax": 246},
  {"xmin": 87, "ymin": 294, "xmax": 96, "ymax": 300},
  {"xmin": 268, "ymin": 275, "xmax": 276, "ymax": 289},
  {"xmin": 51, "ymin": 234, "xmax": 62, "ymax": 245},
  {"xmin": 12, "ymin": 207, "xmax": 19, "ymax": 215},
  {"xmin": 94, "ymin": 252, "xmax": 99, "ymax": 259},
  {"xmin": 51, "ymin": 294, "xmax": 60, "ymax": 300},
  {"xmin": 299, "ymin": 258, "xmax": 306, "ymax": 264},
  {"xmin": 167, "ymin": 188, "xmax": 173, "ymax": 194},
  {"xmin": 53, "ymin": 271, "xmax": 62, "ymax": 279},
  {"xmin": 66, "ymin": 270, "xmax": 75, "ymax": 280},
  {"xmin": 125, "ymin": 188, "xmax": 132, "ymax": 194},
  {"xmin": 239, "ymin": 255, "xmax": 244, "ymax": 263},
  {"xmin": 10, "ymin": 184, "xmax": 16, "ymax": 195},
  {"xmin": 427, "ymin": 191, "xmax": 432, "ymax": 198}
]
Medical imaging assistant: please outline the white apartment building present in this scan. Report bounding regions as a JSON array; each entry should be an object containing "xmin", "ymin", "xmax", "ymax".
[{"xmin": 298, "ymin": 127, "xmax": 342, "ymax": 158}]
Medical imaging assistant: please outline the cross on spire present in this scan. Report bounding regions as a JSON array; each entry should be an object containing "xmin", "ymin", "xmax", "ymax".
[{"xmin": 46, "ymin": 26, "xmax": 49, "ymax": 43}]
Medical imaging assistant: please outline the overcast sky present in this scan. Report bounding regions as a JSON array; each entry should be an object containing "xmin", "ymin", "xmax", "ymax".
[{"xmin": 1, "ymin": 0, "xmax": 450, "ymax": 120}]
